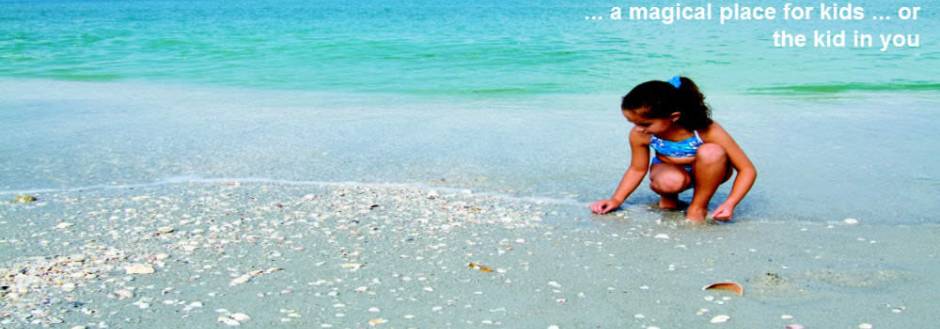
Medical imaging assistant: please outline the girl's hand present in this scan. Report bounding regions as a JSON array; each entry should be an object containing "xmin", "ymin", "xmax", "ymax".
[
  {"xmin": 590, "ymin": 199, "xmax": 622, "ymax": 214},
  {"xmin": 710, "ymin": 202, "xmax": 735, "ymax": 221}
]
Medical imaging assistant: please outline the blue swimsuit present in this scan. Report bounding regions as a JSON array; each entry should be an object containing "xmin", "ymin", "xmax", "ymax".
[{"xmin": 650, "ymin": 130, "xmax": 703, "ymax": 172}]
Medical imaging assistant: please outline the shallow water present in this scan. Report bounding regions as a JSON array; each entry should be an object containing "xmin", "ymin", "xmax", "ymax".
[{"xmin": 2, "ymin": 80, "xmax": 938, "ymax": 225}]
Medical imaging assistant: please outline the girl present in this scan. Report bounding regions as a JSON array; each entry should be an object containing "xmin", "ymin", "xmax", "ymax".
[{"xmin": 590, "ymin": 76, "xmax": 756, "ymax": 222}]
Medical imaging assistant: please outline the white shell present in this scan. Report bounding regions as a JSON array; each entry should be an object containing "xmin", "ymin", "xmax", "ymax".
[
  {"xmin": 230, "ymin": 313, "xmax": 251, "ymax": 322},
  {"xmin": 125, "ymin": 263, "xmax": 155, "ymax": 274},
  {"xmin": 217, "ymin": 316, "xmax": 240, "ymax": 326},
  {"xmin": 710, "ymin": 314, "xmax": 731, "ymax": 323}
]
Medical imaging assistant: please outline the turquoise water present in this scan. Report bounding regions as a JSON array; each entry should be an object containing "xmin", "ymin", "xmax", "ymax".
[{"xmin": 1, "ymin": 0, "xmax": 938, "ymax": 95}]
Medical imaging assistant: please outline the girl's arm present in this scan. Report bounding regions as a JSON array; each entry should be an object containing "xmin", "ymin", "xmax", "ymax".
[
  {"xmin": 609, "ymin": 127, "xmax": 652, "ymax": 205},
  {"xmin": 702, "ymin": 123, "xmax": 757, "ymax": 209}
]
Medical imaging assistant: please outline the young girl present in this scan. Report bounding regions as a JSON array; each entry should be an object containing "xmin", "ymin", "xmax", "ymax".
[{"xmin": 590, "ymin": 76, "xmax": 756, "ymax": 222}]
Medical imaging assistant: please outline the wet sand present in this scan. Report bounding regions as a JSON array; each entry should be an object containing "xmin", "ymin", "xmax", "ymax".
[{"xmin": 3, "ymin": 181, "xmax": 938, "ymax": 328}]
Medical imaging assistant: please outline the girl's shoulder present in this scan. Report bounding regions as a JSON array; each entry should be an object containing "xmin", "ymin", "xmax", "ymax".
[
  {"xmin": 628, "ymin": 126, "xmax": 651, "ymax": 146},
  {"xmin": 696, "ymin": 121, "xmax": 728, "ymax": 139},
  {"xmin": 697, "ymin": 121, "xmax": 734, "ymax": 142}
]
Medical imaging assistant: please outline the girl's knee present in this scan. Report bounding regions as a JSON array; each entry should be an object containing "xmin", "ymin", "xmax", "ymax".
[
  {"xmin": 650, "ymin": 171, "xmax": 689, "ymax": 194},
  {"xmin": 695, "ymin": 143, "xmax": 727, "ymax": 164}
]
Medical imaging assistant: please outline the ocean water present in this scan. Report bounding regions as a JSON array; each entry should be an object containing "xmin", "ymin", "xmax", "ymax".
[
  {"xmin": 2, "ymin": 1, "xmax": 940, "ymax": 328},
  {"xmin": 1, "ymin": 0, "xmax": 938, "ymax": 95}
]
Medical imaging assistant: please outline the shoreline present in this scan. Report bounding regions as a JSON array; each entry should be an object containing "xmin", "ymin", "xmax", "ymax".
[
  {"xmin": 2, "ymin": 176, "xmax": 937, "ymax": 228},
  {"xmin": 2, "ymin": 79, "xmax": 939, "ymax": 225}
]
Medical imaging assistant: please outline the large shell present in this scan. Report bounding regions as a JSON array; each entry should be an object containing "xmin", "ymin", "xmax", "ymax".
[{"xmin": 702, "ymin": 281, "xmax": 744, "ymax": 295}]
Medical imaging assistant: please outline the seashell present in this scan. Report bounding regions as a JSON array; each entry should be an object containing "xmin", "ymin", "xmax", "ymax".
[
  {"xmin": 61, "ymin": 283, "xmax": 76, "ymax": 292},
  {"xmin": 13, "ymin": 194, "xmax": 37, "ymax": 203},
  {"xmin": 217, "ymin": 316, "xmax": 240, "ymax": 326},
  {"xmin": 710, "ymin": 314, "xmax": 731, "ymax": 323},
  {"xmin": 125, "ymin": 263, "xmax": 155, "ymax": 275},
  {"xmin": 341, "ymin": 263, "xmax": 362, "ymax": 271},
  {"xmin": 468, "ymin": 262, "xmax": 493, "ymax": 273},
  {"xmin": 229, "ymin": 274, "xmax": 252, "ymax": 286},
  {"xmin": 114, "ymin": 289, "xmax": 134, "ymax": 300},
  {"xmin": 230, "ymin": 313, "xmax": 251, "ymax": 322},
  {"xmin": 702, "ymin": 281, "xmax": 744, "ymax": 296}
]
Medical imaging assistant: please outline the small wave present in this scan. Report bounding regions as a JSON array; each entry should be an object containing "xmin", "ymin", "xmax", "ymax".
[
  {"xmin": 5, "ymin": 177, "xmax": 940, "ymax": 227},
  {"xmin": 0, "ymin": 176, "xmax": 587, "ymax": 207},
  {"xmin": 469, "ymin": 87, "xmax": 538, "ymax": 95},
  {"xmin": 748, "ymin": 82, "xmax": 940, "ymax": 95},
  {"xmin": 27, "ymin": 71, "xmax": 123, "ymax": 82}
]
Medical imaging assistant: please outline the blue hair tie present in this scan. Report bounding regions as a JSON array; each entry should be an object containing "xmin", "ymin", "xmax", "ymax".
[{"xmin": 667, "ymin": 75, "xmax": 682, "ymax": 89}]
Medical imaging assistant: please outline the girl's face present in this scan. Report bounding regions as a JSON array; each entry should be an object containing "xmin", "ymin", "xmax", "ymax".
[{"xmin": 622, "ymin": 108, "xmax": 678, "ymax": 135}]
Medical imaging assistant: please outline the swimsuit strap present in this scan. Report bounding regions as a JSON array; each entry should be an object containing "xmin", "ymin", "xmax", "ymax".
[{"xmin": 650, "ymin": 131, "xmax": 702, "ymax": 144}]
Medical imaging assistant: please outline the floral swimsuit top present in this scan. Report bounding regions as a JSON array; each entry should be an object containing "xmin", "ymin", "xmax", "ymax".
[{"xmin": 650, "ymin": 130, "xmax": 703, "ymax": 159}]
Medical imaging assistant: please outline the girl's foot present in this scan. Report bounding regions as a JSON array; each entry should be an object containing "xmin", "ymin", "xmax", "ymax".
[
  {"xmin": 658, "ymin": 195, "xmax": 680, "ymax": 210},
  {"xmin": 685, "ymin": 206, "xmax": 707, "ymax": 223}
]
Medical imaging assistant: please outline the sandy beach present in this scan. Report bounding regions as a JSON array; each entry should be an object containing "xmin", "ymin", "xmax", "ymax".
[{"xmin": 3, "ymin": 180, "xmax": 939, "ymax": 328}]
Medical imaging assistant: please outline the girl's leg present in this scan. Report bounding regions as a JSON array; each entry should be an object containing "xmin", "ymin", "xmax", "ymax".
[
  {"xmin": 688, "ymin": 143, "xmax": 730, "ymax": 221},
  {"xmin": 649, "ymin": 163, "xmax": 693, "ymax": 209}
]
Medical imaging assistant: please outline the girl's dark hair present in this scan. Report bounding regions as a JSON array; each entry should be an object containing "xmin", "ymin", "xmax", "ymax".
[{"xmin": 620, "ymin": 76, "xmax": 712, "ymax": 130}]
